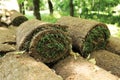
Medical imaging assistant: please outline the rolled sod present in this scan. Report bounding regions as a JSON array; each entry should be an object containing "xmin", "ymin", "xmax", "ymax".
[
  {"xmin": 0, "ymin": 44, "xmax": 15, "ymax": 53},
  {"xmin": 16, "ymin": 19, "xmax": 71, "ymax": 63},
  {"xmin": 0, "ymin": 27, "xmax": 16, "ymax": 56},
  {"xmin": 0, "ymin": 52, "xmax": 63, "ymax": 80},
  {"xmin": 106, "ymin": 36, "xmax": 120, "ymax": 55},
  {"xmin": 57, "ymin": 16, "xmax": 110, "ymax": 58},
  {"xmin": 0, "ymin": 27, "xmax": 16, "ymax": 44},
  {"xmin": 53, "ymin": 52, "xmax": 119, "ymax": 80},
  {"xmin": 9, "ymin": 10, "xmax": 28, "ymax": 26},
  {"xmin": 90, "ymin": 50, "xmax": 120, "ymax": 77}
]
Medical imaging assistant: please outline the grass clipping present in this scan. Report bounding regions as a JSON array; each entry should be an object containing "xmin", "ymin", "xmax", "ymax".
[
  {"xmin": 17, "ymin": 19, "xmax": 71, "ymax": 63},
  {"xmin": 57, "ymin": 16, "xmax": 110, "ymax": 58}
]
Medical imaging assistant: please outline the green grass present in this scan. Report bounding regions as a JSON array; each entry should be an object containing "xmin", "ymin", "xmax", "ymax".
[
  {"xmin": 36, "ymin": 32, "xmax": 69, "ymax": 58},
  {"xmin": 41, "ymin": 14, "xmax": 57, "ymax": 23},
  {"xmin": 107, "ymin": 24, "xmax": 120, "ymax": 37},
  {"xmin": 82, "ymin": 26, "xmax": 110, "ymax": 57},
  {"xmin": 25, "ymin": 11, "xmax": 58, "ymax": 23}
]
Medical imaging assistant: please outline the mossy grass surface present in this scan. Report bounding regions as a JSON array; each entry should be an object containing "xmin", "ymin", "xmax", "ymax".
[
  {"xmin": 36, "ymin": 32, "xmax": 70, "ymax": 59},
  {"xmin": 82, "ymin": 26, "xmax": 110, "ymax": 57},
  {"xmin": 12, "ymin": 16, "xmax": 28, "ymax": 26},
  {"xmin": 22, "ymin": 26, "xmax": 68, "ymax": 51}
]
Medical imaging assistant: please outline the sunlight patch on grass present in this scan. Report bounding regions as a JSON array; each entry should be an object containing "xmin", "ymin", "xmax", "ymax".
[
  {"xmin": 25, "ymin": 10, "xmax": 61, "ymax": 23},
  {"xmin": 25, "ymin": 11, "xmax": 35, "ymax": 19},
  {"xmin": 107, "ymin": 24, "xmax": 120, "ymax": 37},
  {"xmin": 53, "ymin": 11, "xmax": 61, "ymax": 18},
  {"xmin": 41, "ymin": 14, "xmax": 57, "ymax": 23}
]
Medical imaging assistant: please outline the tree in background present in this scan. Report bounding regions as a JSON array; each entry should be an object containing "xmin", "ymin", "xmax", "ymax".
[
  {"xmin": 16, "ymin": 0, "xmax": 120, "ymax": 25},
  {"xmin": 17, "ymin": 0, "xmax": 24, "ymax": 14},
  {"xmin": 53, "ymin": 0, "xmax": 75, "ymax": 16},
  {"xmin": 19, "ymin": 2, "xmax": 25, "ymax": 14},
  {"xmin": 48, "ymin": 0, "xmax": 53, "ymax": 15},
  {"xmin": 33, "ymin": 0, "xmax": 41, "ymax": 20},
  {"xmin": 69, "ymin": 0, "xmax": 74, "ymax": 16}
]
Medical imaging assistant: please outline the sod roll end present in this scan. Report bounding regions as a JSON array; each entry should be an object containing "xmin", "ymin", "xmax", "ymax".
[
  {"xmin": 29, "ymin": 29, "xmax": 71, "ymax": 63},
  {"xmin": 10, "ymin": 10, "xmax": 28, "ymax": 26},
  {"xmin": 17, "ymin": 19, "xmax": 71, "ymax": 63},
  {"xmin": 57, "ymin": 16, "xmax": 110, "ymax": 58}
]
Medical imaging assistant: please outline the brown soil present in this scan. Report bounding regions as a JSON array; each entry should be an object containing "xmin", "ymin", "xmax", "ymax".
[
  {"xmin": 0, "ymin": 26, "xmax": 16, "ymax": 53},
  {"xmin": 0, "ymin": 52, "xmax": 63, "ymax": 80},
  {"xmin": 106, "ymin": 36, "xmax": 120, "ymax": 55},
  {"xmin": 90, "ymin": 50, "xmax": 120, "ymax": 77},
  {"xmin": 0, "ymin": 27, "xmax": 16, "ymax": 44},
  {"xmin": 53, "ymin": 52, "xmax": 119, "ymax": 80}
]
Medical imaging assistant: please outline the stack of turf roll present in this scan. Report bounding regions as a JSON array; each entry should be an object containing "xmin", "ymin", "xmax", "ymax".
[
  {"xmin": 57, "ymin": 16, "xmax": 110, "ymax": 58},
  {"xmin": 16, "ymin": 19, "xmax": 71, "ymax": 63}
]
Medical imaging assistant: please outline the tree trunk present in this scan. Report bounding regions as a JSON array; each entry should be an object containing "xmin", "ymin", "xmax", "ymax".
[
  {"xmin": 22, "ymin": 2, "xmax": 25, "ymax": 15},
  {"xmin": 19, "ymin": 2, "xmax": 25, "ymax": 15},
  {"xmin": 33, "ymin": 0, "xmax": 41, "ymax": 20},
  {"xmin": 48, "ymin": 0, "xmax": 53, "ymax": 15},
  {"xmin": 69, "ymin": 0, "xmax": 74, "ymax": 16},
  {"xmin": 19, "ymin": 4, "xmax": 22, "ymax": 14}
]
